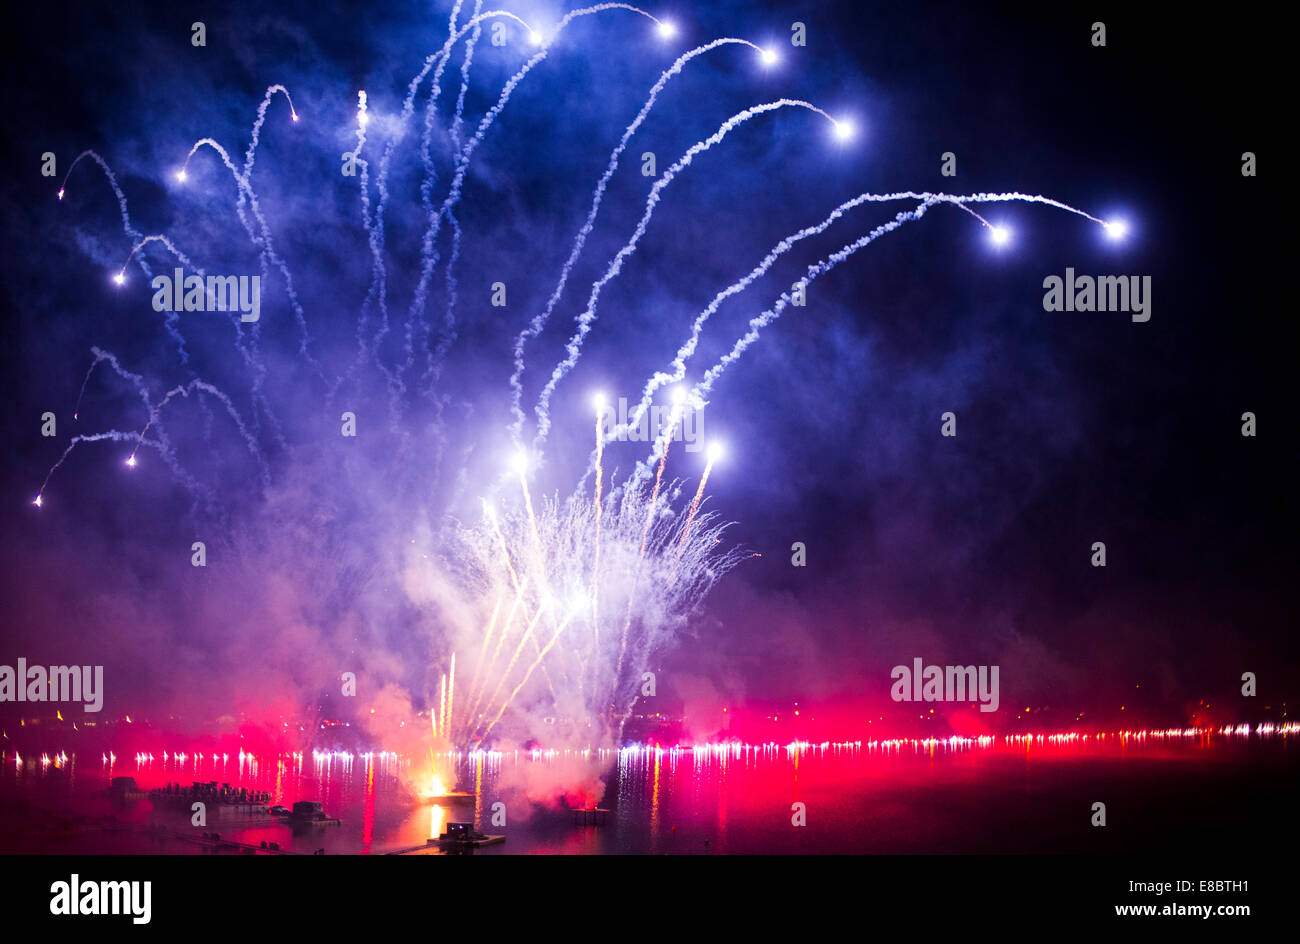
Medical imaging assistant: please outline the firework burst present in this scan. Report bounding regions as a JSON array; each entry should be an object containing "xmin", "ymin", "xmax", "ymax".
[{"xmin": 33, "ymin": 6, "xmax": 1123, "ymax": 779}]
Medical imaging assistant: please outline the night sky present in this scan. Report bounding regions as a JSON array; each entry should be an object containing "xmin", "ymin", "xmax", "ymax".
[{"xmin": 1, "ymin": 1, "xmax": 1292, "ymax": 738}]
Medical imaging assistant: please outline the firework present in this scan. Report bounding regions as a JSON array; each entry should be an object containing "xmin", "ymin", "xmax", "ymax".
[
  {"xmin": 432, "ymin": 458, "xmax": 745, "ymax": 749},
  {"xmin": 35, "ymin": 8, "xmax": 1127, "ymax": 770}
]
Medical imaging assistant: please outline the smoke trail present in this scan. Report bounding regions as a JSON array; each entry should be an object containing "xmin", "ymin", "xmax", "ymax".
[
  {"xmin": 403, "ymin": 0, "xmax": 483, "ymax": 398},
  {"xmin": 180, "ymin": 136, "xmax": 299, "ymax": 443},
  {"xmin": 56, "ymin": 152, "xmax": 184, "ymax": 362},
  {"xmin": 43, "ymin": 341, "xmax": 266, "ymax": 516},
  {"xmin": 695, "ymin": 202, "xmax": 939, "ymax": 411},
  {"xmin": 377, "ymin": 45, "xmax": 455, "ymax": 400},
  {"xmin": 241, "ymin": 83, "xmax": 298, "ymax": 177},
  {"xmin": 532, "ymin": 99, "xmax": 838, "ymax": 450},
  {"xmin": 407, "ymin": 4, "xmax": 662, "ymax": 391},
  {"xmin": 598, "ymin": 191, "xmax": 1109, "ymax": 486},
  {"xmin": 65, "ymin": 347, "xmax": 206, "ymax": 511},
  {"xmin": 119, "ymin": 231, "xmax": 284, "ymax": 452},
  {"xmin": 332, "ymin": 83, "xmax": 417, "ymax": 430},
  {"xmin": 56, "ymin": 150, "xmax": 250, "ymax": 467},
  {"xmin": 175, "ymin": 138, "xmax": 268, "ymax": 399},
  {"xmin": 225, "ymin": 85, "xmax": 319, "ymax": 366},
  {"xmin": 407, "ymin": 2, "xmax": 486, "ymax": 488},
  {"xmin": 506, "ymin": 36, "xmax": 765, "ymax": 445},
  {"xmin": 57, "ymin": 151, "xmax": 153, "ymax": 281},
  {"xmin": 359, "ymin": 10, "xmax": 539, "ymax": 438},
  {"xmin": 72, "ymin": 347, "xmax": 148, "ymax": 426},
  {"xmin": 36, "ymin": 429, "xmax": 216, "ymax": 522},
  {"xmin": 39, "ymin": 430, "xmax": 145, "ymax": 495},
  {"xmin": 350, "ymin": 89, "xmax": 383, "ymax": 377},
  {"xmin": 369, "ymin": 6, "xmax": 539, "ymax": 260},
  {"xmin": 685, "ymin": 192, "xmax": 1105, "ymax": 413},
  {"xmin": 361, "ymin": 9, "xmax": 538, "ymax": 398},
  {"xmin": 426, "ymin": 0, "xmax": 484, "ymax": 394},
  {"xmin": 144, "ymin": 380, "xmax": 271, "ymax": 493},
  {"xmin": 617, "ymin": 191, "xmax": 934, "ymax": 457},
  {"xmin": 116, "ymin": 234, "xmax": 209, "ymax": 369}
]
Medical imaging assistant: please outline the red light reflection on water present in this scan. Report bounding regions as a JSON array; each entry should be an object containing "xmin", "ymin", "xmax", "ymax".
[{"xmin": 2, "ymin": 723, "xmax": 1295, "ymax": 853}]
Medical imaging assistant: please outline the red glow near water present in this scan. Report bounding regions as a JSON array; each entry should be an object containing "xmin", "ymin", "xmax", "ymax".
[{"xmin": 3, "ymin": 722, "xmax": 1295, "ymax": 854}]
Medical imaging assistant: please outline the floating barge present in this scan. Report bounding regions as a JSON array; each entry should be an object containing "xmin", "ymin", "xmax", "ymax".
[
  {"xmin": 571, "ymin": 808, "xmax": 610, "ymax": 826},
  {"xmin": 105, "ymin": 777, "xmax": 147, "ymax": 804},
  {"xmin": 149, "ymin": 781, "xmax": 271, "ymax": 817},
  {"xmin": 435, "ymin": 822, "xmax": 505, "ymax": 848},
  {"xmin": 288, "ymin": 800, "xmax": 341, "ymax": 827}
]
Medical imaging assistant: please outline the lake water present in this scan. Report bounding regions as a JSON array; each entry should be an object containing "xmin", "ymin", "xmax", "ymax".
[{"xmin": 2, "ymin": 730, "xmax": 1295, "ymax": 854}]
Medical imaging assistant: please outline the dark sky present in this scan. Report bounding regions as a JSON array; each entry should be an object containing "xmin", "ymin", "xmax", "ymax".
[{"xmin": 0, "ymin": 1, "xmax": 1293, "ymax": 733}]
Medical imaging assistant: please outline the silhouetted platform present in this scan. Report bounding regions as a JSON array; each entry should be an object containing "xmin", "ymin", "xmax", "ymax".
[
  {"xmin": 106, "ymin": 777, "xmax": 147, "ymax": 804},
  {"xmin": 572, "ymin": 808, "xmax": 610, "ymax": 825},
  {"xmin": 149, "ymin": 781, "xmax": 270, "ymax": 816},
  {"xmin": 288, "ymin": 800, "xmax": 340, "ymax": 826},
  {"xmin": 436, "ymin": 822, "xmax": 504, "ymax": 848}
]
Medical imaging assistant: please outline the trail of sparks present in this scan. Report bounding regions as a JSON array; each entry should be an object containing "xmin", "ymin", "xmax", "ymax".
[
  {"xmin": 408, "ymin": 4, "xmax": 663, "ymax": 394},
  {"xmin": 358, "ymin": 8, "xmax": 538, "ymax": 400},
  {"xmin": 614, "ymin": 399, "xmax": 682, "ymax": 681},
  {"xmin": 609, "ymin": 191, "xmax": 1111, "ymax": 484},
  {"xmin": 676, "ymin": 452, "xmax": 715, "ymax": 555},
  {"xmin": 467, "ymin": 579, "xmax": 528, "ymax": 723},
  {"xmin": 427, "ymin": 0, "xmax": 485, "ymax": 396},
  {"xmin": 464, "ymin": 594, "xmax": 501, "ymax": 733},
  {"xmin": 507, "ymin": 36, "xmax": 767, "ymax": 444},
  {"xmin": 56, "ymin": 150, "xmax": 153, "ymax": 279},
  {"xmin": 533, "ymin": 99, "xmax": 839, "ymax": 450},
  {"xmin": 43, "ymin": 13, "xmax": 1126, "ymax": 770},
  {"xmin": 353, "ymin": 7, "xmax": 535, "ymax": 400}
]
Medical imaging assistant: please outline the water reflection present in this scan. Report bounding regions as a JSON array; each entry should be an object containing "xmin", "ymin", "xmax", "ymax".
[{"xmin": 2, "ymin": 726, "xmax": 1296, "ymax": 854}]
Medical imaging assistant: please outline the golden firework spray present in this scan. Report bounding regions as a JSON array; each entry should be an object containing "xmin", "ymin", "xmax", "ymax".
[
  {"xmin": 469, "ymin": 578, "xmax": 529, "ymax": 721},
  {"xmin": 446, "ymin": 652, "xmax": 456, "ymax": 742},
  {"xmin": 480, "ymin": 606, "xmax": 580, "ymax": 744},
  {"xmin": 465, "ymin": 595, "xmax": 502, "ymax": 726}
]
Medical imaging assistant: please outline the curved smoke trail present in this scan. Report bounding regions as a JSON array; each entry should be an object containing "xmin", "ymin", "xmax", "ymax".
[
  {"xmin": 561, "ymin": 191, "xmax": 1108, "ymax": 489},
  {"xmin": 532, "ymin": 98, "xmax": 838, "ymax": 451},
  {"xmin": 431, "ymin": 0, "xmax": 484, "ymax": 389},
  {"xmin": 180, "ymin": 136, "xmax": 297, "ymax": 445},
  {"xmin": 56, "ymin": 152, "xmax": 178, "ymax": 354},
  {"xmin": 687, "ymin": 193, "xmax": 1103, "ymax": 404},
  {"xmin": 230, "ymin": 85, "xmax": 319, "ymax": 367},
  {"xmin": 119, "ymin": 230, "xmax": 285, "ymax": 450},
  {"xmin": 405, "ymin": 4, "xmax": 662, "ymax": 391},
  {"xmin": 361, "ymin": 9, "xmax": 538, "ymax": 398},
  {"xmin": 57, "ymin": 150, "xmax": 151, "ymax": 279},
  {"xmin": 507, "ymin": 36, "xmax": 767, "ymax": 446}
]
